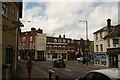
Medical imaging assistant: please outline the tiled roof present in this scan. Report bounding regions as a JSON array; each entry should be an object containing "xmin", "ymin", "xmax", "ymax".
[{"xmin": 104, "ymin": 24, "xmax": 120, "ymax": 38}]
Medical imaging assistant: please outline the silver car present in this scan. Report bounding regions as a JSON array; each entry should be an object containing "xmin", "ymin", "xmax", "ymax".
[{"xmin": 76, "ymin": 68, "xmax": 120, "ymax": 80}]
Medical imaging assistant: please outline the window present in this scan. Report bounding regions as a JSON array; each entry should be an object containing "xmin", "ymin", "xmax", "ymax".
[
  {"xmin": 113, "ymin": 39, "xmax": 119, "ymax": 44},
  {"xmin": 100, "ymin": 44, "xmax": 103, "ymax": 51},
  {"xmin": 68, "ymin": 40, "xmax": 70, "ymax": 43},
  {"xmin": 23, "ymin": 43, "xmax": 25, "ymax": 50},
  {"xmin": 100, "ymin": 32, "xmax": 102, "ymax": 40},
  {"xmin": 17, "ymin": 12, "xmax": 19, "ymax": 21},
  {"xmin": 30, "ymin": 36, "xmax": 32, "ymax": 41},
  {"xmin": 107, "ymin": 40, "xmax": 110, "ymax": 47},
  {"xmin": 58, "ymin": 39, "xmax": 62, "ymax": 43},
  {"xmin": 30, "ymin": 43, "xmax": 32, "ymax": 49},
  {"xmin": 2, "ymin": 3, "xmax": 8, "ymax": 17},
  {"xmin": 22, "ymin": 37, "xmax": 26, "ymax": 42},
  {"xmin": 33, "ymin": 42, "xmax": 34, "ymax": 49},
  {"xmin": 12, "ymin": 7, "xmax": 15, "ymax": 20},
  {"xmin": 96, "ymin": 45, "xmax": 98, "ymax": 51},
  {"xmin": 54, "ymin": 39, "xmax": 57, "ymax": 43},
  {"xmin": 85, "ymin": 42, "xmax": 87, "ymax": 45},
  {"xmin": 63, "ymin": 39, "xmax": 66, "ymax": 43},
  {"xmin": 77, "ymin": 41, "xmax": 80, "ymax": 45},
  {"xmin": 71, "ymin": 40, "xmax": 74, "ymax": 44},
  {"xmin": 96, "ymin": 34, "xmax": 98, "ymax": 40},
  {"xmin": 19, "ymin": 43, "xmax": 21, "ymax": 50}
]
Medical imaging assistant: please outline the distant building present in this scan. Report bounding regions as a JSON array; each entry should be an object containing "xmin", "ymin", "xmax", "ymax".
[
  {"xmin": 2, "ymin": 2, "xmax": 22, "ymax": 79},
  {"xmin": 18, "ymin": 28, "xmax": 46, "ymax": 61},
  {"xmin": 46, "ymin": 34, "xmax": 92, "ymax": 61}
]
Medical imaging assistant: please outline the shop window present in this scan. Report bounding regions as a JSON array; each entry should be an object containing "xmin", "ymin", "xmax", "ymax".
[
  {"xmin": 62, "ymin": 53, "xmax": 66, "ymax": 59},
  {"xmin": 52, "ymin": 53, "xmax": 57, "ymax": 58}
]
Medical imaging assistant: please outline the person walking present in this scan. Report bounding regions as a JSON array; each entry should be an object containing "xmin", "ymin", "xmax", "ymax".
[{"xmin": 26, "ymin": 57, "xmax": 33, "ymax": 78}]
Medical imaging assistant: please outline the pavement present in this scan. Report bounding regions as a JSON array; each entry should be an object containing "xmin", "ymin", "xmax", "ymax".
[{"xmin": 12, "ymin": 61, "xmax": 48, "ymax": 80}]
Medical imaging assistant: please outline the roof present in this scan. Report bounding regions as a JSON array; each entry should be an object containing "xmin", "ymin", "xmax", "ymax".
[
  {"xmin": 93, "ymin": 26, "xmax": 108, "ymax": 34},
  {"xmin": 104, "ymin": 24, "xmax": 120, "ymax": 38},
  {"xmin": 89, "ymin": 68, "xmax": 120, "ymax": 79}
]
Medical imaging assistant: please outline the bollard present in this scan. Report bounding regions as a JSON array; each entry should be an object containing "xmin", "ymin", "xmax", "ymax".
[
  {"xmin": 55, "ymin": 74, "xmax": 59, "ymax": 80},
  {"xmin": 49, "ymin": 71, "xmax": 52, "ymax": 80}
]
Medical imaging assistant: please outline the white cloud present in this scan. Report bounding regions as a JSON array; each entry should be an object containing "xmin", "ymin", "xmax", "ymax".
[{"xmin": 21, "ymin": 2, "xmax": 118, "ymax": 40}]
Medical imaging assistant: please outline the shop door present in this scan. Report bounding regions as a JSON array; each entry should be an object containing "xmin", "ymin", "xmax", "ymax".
[{"xmin": 109, "ymin": 55, "xmax": 118, "ymax": 68}]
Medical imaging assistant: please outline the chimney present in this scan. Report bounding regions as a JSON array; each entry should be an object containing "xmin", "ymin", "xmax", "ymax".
[
  {"xmin": 63, "ymin": 34, "xmax": 65, "ymax": 38},
  {"xmin": 107, "ymin": 19, "xmax": 111, "ymax": 28},
  {"xmin": 37, "ymin": 28, "xmax": 43, "ymax": 34},
  {"xmin": 59, "ymin": 34, "xmax": 61, "ymax": 38},
  {"xmin": 31, "ymin": 27, "xmax": 36, "ymax": 33}
]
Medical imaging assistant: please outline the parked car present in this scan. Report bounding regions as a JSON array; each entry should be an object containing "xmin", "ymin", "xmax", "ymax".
[
  {"xmin": 53, "ymin": 59, "xmax": 66, "ymax": 68},
  {"xmin": 76, "ymin": 68, "xmax": 120, "ymax": 80}
]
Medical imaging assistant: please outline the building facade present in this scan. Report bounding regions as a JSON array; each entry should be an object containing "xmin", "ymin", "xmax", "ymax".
[
  {"xmin": 104, "ymin": 24, "xmax": 120, "ymax": 68},
  {"xmin": 35, "ymin": 33, "xmax": 46, "ymax": 61},
  {"xmin": 2, "ymin": 2, "xmax": 22, "ymax": 79},
  {"xmin": 18, "ymin": 28, "xmax": 46, "ymax": 61},
  {"xmin": 46, "ymin": 34, "xmax": 92, "ymax": 61},
  {"xmin": 93, "ymin": 19, "xmax": 120, "ymax": 68},
  {"xmin": 93, "ymin": 19, "xmax": 110, "ymax": 67}
]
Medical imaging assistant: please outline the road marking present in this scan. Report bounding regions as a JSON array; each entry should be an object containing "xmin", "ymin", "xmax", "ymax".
[
  {"xmin": 35, "ymin": 66, "xmax": 49, "ymax": 78},
  {"xmin": 62, "ymin": 72, "xmax": 72, "ymax": 76},
  {"xmin": 65, "ymin": 69, "xmax": 71, "ymax": 72},
  {"xmin": 48, "ymin": 69, "xmax": 55, "ymax": 73}
]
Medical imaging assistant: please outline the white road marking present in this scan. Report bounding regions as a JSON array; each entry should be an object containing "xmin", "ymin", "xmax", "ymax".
[{"xmin": 65, "ymin": 69, "xmax": 72, "ymax": 72}]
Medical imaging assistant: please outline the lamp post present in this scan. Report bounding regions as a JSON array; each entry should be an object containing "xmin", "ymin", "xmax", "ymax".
[{"xmin": 79, "ymin": 20, "xmax": 89, "ymax": 66}]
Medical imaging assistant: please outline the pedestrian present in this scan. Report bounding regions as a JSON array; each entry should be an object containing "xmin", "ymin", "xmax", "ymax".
[{"xmin": 26, "ymin": 57, "xmax": 33, "ymax": 78}]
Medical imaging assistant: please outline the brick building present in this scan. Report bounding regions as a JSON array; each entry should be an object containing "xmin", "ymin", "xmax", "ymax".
[
  {"xmin": 1, "ymin": 2, "xmax": 22, "ymax": 79},
  {"xmin": 46, "ymin": 34, "xmax": 92, "ymax": 61},
  {"xmin": 18, "ymin": 28, "xmax": 46, "ymax": 61}
]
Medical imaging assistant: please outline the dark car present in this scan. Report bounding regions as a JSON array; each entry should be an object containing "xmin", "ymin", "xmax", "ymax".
[{"xmin": 53, "ymin": 59, "xmax": 66, "ymax": 68}]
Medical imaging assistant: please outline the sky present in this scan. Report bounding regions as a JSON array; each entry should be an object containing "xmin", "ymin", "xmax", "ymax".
[{"xmin": 20, "ymin": 1, "xmax": 118, "ymax": 40}]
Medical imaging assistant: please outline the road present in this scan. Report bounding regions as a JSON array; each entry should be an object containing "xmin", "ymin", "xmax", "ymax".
[{"xmin": 33, "ymin": 60, "xmax": 94, "ymax": 79}]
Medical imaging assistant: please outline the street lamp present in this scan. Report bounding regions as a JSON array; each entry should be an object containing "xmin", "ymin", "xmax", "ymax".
[{"xmin": 79, "ymin": 20, "xmax": 89, "ymax": 66}]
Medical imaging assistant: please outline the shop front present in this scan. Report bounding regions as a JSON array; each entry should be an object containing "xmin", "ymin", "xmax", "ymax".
[
  {"xmin": 107, "ymin": 48, "xmax": 120, "ymax": 68},
  {"xmin": 94, "ymin": 53, "xmax": 106, "ymax": 66}
]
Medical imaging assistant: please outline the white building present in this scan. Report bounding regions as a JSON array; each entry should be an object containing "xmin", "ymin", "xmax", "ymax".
[
  {"xmin": 93, "ymin": 19, "xmax": 120, "ymax": 68},
  {"xmin": 35, "ymin": 32, "xmax": 46, "ymax": 61}
]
